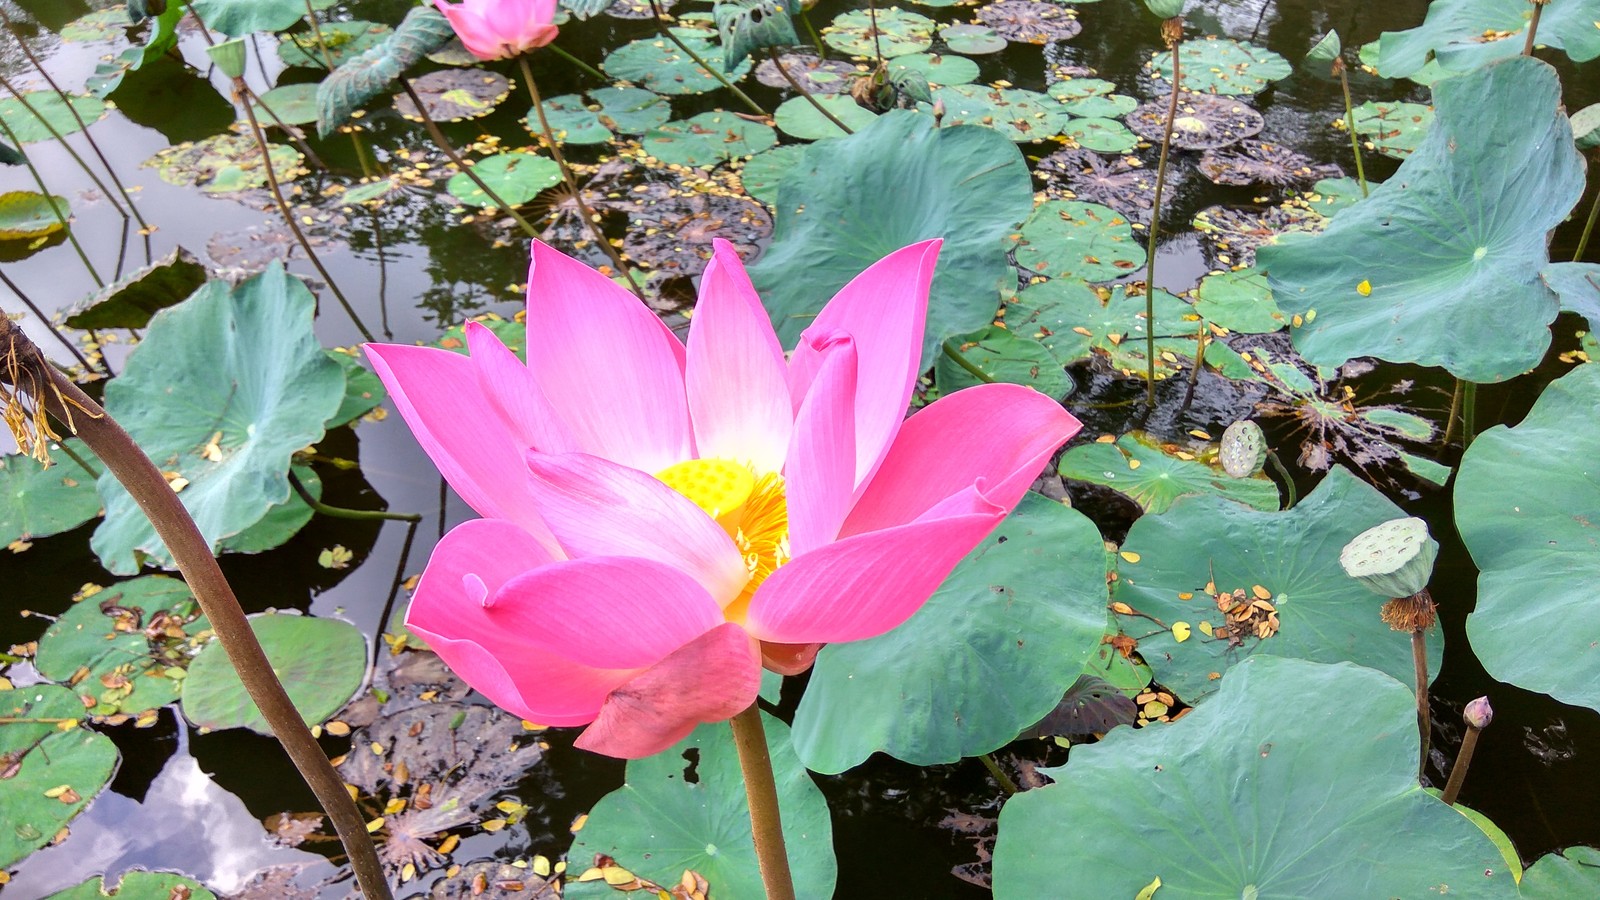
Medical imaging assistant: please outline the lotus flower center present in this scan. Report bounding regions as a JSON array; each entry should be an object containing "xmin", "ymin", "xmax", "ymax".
[{"xmin": 656, "ymin": 458, "xmax": 791, "ymax": 615}]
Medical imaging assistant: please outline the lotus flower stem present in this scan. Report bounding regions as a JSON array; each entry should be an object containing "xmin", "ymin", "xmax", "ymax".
[
  {"xmin": 941, "ymin": 337, "xmax": 998, "ymax": 383},
  {"xmin": 233, "ymin": 76, "xmax": 375, "ymax": 343},
  {"xmin": 1442, "ymin": 378, "xmax": 1463, "ymax": 446},
  {"xmin": 1266, "ymin": 449, "xmax": 1296, "ymax": 509},
  {"xmin": 1143, "ymin": 17, "xmax": 1184, "ymax": 406},
  {"xmin": 767, "ymin": 48, "xmax": 853, "ymax": 135},
  {"xmin": 0, "ymin": 316, "xmax": 394, "ymax": 900},
  {"xmin": 1572, "ymin": 180, "xmax": 1598, "ymax": 262},
  {"xmin": 0, "ymin": 267, "xmax": 98, "ymax": 374},
  {"xmin": 1522, "ymin": 0, "xmax": 1546, "ymax": 57},
  {"xmin": 1411, "ymin": 626, "xmax": 1431, "ymax": 781},
  {"xmin": 518, "ymin": 55, "xmax": 646, "ymax": 301},
  {"xmin": 55, "ymin": 436, "xmax": 101, "ymax": 479},
  {"xmin": 1441, "ymin": 697, "xmax": 1492, "ymax": 806},
  {"xmin": 0, "ymin": 114, "xmax": 104, "ymax": 289},
  {"xmin": 300, "ymin": 0, "xmax": 339, "ymax": 70},
  {"xmin": 647, "ymin": 0, "xmax": 766, "ymax": 116},
  {"xmin": 868, "ymin": 0, "xmax": 885, "ymax": 67},
  {"xmin": 1461, "ymin": 381, "xmax": 1478, "ymax": 449},
  {"xmin": 547, "ymin": 43, "xmax": 608, "ymax": 82},
  {"xmin": 1334, "ymin": 59, "xmax": 1369, "ymax": 197},
  {"xmin": 288, "ymin": 470, "xmax": 421, "ymax": 522},
  {"xmin": 798, "ymin": 10, "xmax": 827, "ymax": 59},
  {"xmin": 979, "ymin": 752, "xmax": 1020, "ymax": 795},
  {"xmin": 729, "ymin": 704, "xmax": 797, "ymax": 900},
  {"xmin": 396, "ymin": 78, "xmax": 540, "ymax": 239},
  {"xmin": 1188, "ymin": 323, "xmax": 1209, "ymax": 386},
  {"xmin": 373, "ymin": 518, "xmax": 420, "ymax": 670}
]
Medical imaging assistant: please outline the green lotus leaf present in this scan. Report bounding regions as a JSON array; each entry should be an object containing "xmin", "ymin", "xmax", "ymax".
[
  {"xmin": 1376, "ymin": 0, "xmax": 1600, "ymax": 80},
  {"xmin": 446, "ymin": 152, "xmax": 561, "ymax": 207},
  {"xmin": 1060, "ymin": 434, "xmax": 1281, "ymax": 515},
  {"xmin": 887, "ymin": 52, "xmax": 980, "ymax": 86},
  {"xmin": 1110, "ymin": 466, "xmax": 1440, "ymax": 704},
  {"xmin": 217, "ymin": 463, "xmax": 320, "ymax": 554},
  {"xmin": 0, "ymin": 684, "xmax": 120, "ymax": 869},
  {"xmin": 0, "ymin": 441, "xmax": 103, "ymax": 545},
  {"xmin": 1147, "ymin": 37, "xmax": 1291, "ymax": 96},
  {"xmin": 83, "ymin": 3, "xmax": 185, "ymax": 98},
  {"xmin": 0, "ymin": 139, "xmax": 20, "ymax": 165},
  {"xmin": 1350, "ymin": 99, "xmax": 1433, "ymax": 159},
  {"xmin": 145, "ymin": 133, "xmax": 304, "ymax": 194},
  {"xmin": 774, "ymin": 94, "xmax": 879, "ymax": 141},
  {"xmin": 33, "ymin": 576, "xmax": 208, "ymax": 719},
  {"xmin": 566, "ymin": 713, "xmax": 835, "ymax": 899},
  {"xmin": 1002, "ymin": 279, "xmax": 1195, "ymax": 370},
  {"xmin": 603, "ymin": 35, "xmax": 754, "ymax": 94},
  {"xmin": 45, "ymin": 872, "xmax": 216, "ymax": 900},
  {"xmin": 739, "ymin": 143, "xmax": 812, "ymax": 207},
  {"xmin": 925, "ymin": 84, "xmax": 1070, "ymax": 143},
  {"xmin": 539, "ymin": 94, "xmax": 619, "ymax": 144},
  {"xmin": 1300, "ymin": 175, "xmax": 1368, "ymax": 217},
  {"xmin": 940, "ymin": 23, "xmax": 1006, "ymax": 55},
  {"xmin": 715, "ymin": 0, "xmax": 798, "ymax": 70},
  {"xmin": 748, "ymin": 110, "xmax": 1033, "ymax": 370},
  {"xmin": 251, "ymin": 83, "xmax": 320, "ymax": 127},
  {"xmin": 1573, "ymin": 102, "xmax": 1600, "ymax": 150},
  {"xmin": 0, "ymin": 92, "xmax": 109, "ymax": 144},
  {"xmin": 1457, "ymin": 363, "xmax": 1600, "ymax": 712},
  {"xmin": 396, "ymin": 68, "xmax": 510, "ymax": 122},
  {"xmin": 180, "ymin": 612, "xmax": 366, "ymax": 734},
  {"xmin": 935, "ymin": 325, "xmax": 1074, "ymax": 398},
  {"xmin": 1357, "ymin": 38, "xmax": 1450, "ymax": 86},
  {"xmin": 60, "ymin": 9, "xmax": 131, "ymax": 42},
  {"xmin": 315, "ymin": 6, "xmax": 455, "ymax": 136},
  {"xmin": 91, "ymin": 264, "xmax": 344, "ymax": 574},
  {"xmin": 1258, "ymin": 57, "xmax": 1584, "ymax": 383},
  {"xmin": 1012, "ymin": 199, "xmax": 1145, "ymax": 283},
  {"xmin": 278, "ymin": 20, "xmax": 391, "ymax": 68},
  {"xmin": 642, "ymin": 111, "xmax": 778, "ymax": 167},
  {"xmin": 1522, "ymin": 846, "xmax": 1600, "ymax": 896},
  {"xmin": 186, "ymin": 0, "xmax": 338, "ymax": 37},
  {"xmin": 790, "ymin": 494, "xmax": 1108, "ymax": 772},
  {"xmin": 64, "ymin": 247, "xmax": 208, "ymax": 330},
  {"xmin": 0, "ymin": 190, "xmax": 68, "ymax": 240},
  {"xmin": 992, "ymin": 657, "xmax": 1519, "ymax": 898},
  {"xmin": 1057, "ymin": 91, "xmax": 1136, "ymax": 119},
  {"xmin": 1543, "ymin": 262, "xmax": 1600, "ymax": 334},
  {"xmin": 325, "ymin": 350, "xmax": 387, "ymax": 428},
  {"xmin": 823, "ymin": 8, "xmax": 935, "ymax": 58},
  {"xmin": 1061, "ymin": 116, "xmax": 1139, "ymax": 154},
  {"xmin": 1192, "ymin": 266, "xmax": 1285, "ymax": 333}
]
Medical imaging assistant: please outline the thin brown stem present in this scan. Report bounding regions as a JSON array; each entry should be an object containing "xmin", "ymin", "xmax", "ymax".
[
  {"xmin": 248, "ymin": 86, "xmax": 329, "ymax": 172},
  {"xmin": 867, "ymin": 0, "xmax": 884, "ymax": 67},
  {"xmin": 647, "ymin": 0, "xmax": 766, "ymax": 116},
  {"xmin": 767, "ymin": 48, "xmax": 852, "ymax": 134},
  {"xmin": 398, "ymin": 78, "xmax": 539, "ymax": 239},
  {"xmin": 1143, "ymin": 18, "xmax": 1184, "ymax": 406},
  {"xmin": 1412, "ymin": 628, "xmax": 1430, "ymax": 782},
  {"xmin": 546, "ymin": 43, "xmax": 607, "ymax": 82},
  {"xmin": 729, "ymin": 705, "xmax": 796, "ymax": 900},
  {"xmin": 1573, "ymin": 169, "xmax": 1598, "ymax": 261},
  {"xmin": 0, "ymin": 318, "xmax": 392, "ymax": 900},
  {"xmin": 1440, "ymin": 727, "xmax": 1480, "ymax": 805},
  {"xmin": 1442, "ymin": 378, "xmax": 1463, "ymax": 446},
  {"xmin": 1522, "ymin": 1, "xmax": 1545, "ymax": 57},
  {"xmin": 519, "ymin": 55, "xmax": 645, "ymax": 300},
  {"xmin": 1336, "ymin": 61, "xmax": 1368, "ymax": 198}
]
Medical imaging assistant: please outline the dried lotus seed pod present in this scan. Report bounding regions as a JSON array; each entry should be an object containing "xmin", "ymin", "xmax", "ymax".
[
  {"xmin": 1339, "ymin": 516, "xmax": 1439, "ymax": 599},
  {"xmin": 1219, "ymin": 420, "xmax": 1267, "ymax": 478}
]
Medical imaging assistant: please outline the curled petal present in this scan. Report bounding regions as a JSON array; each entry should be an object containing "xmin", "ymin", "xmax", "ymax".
[
  {"xmin": 466, "ymin": 322, "xmax": 577, "ymax": 455},
  {"xmin": 784, "ymin": 332, "xmax": 857, "ymax": 555}
]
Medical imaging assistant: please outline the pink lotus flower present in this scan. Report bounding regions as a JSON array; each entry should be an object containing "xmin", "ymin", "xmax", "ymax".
[
  {"xmin": 432, "ymin": 0, "xmax": 559, "ymax": 61},
  {"xmin": 366, "ymin": 240, "xmax": 1081, "ymax": 759}
]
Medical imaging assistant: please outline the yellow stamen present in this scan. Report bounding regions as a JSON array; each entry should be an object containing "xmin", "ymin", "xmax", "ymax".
[{"xmin": 654, "ymin": 458, "xmax": 790, "ymax": 620}]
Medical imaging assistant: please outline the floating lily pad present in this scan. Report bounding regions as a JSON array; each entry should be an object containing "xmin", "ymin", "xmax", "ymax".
[
  {"xmin": 33, "ymin": 576, "xmax": 207, "ymax": 720},
  {"xmin": 0, "ymin": 441, "xmax": 102, "ymax": 545},
  {"xmin": 1057, "ymin": 91, "xmax": 1137, "ymax": 119},
  {"xmin": 739, "ymin": 143, "xmax": 811, "ymax": 207},
  {"xmin": 1060, "ymin": 434, "xmax": 1280, "ymax": 515},
  {"xmin": 92, "ymin": 265, "xmax": 344, "ymax": 573},
  {"xmin": 749, "ymin": 110, "xmax": 1033, "ymax": 369},
  {"xmin": 993, "ymin": 656, "xmax": 1519, "ymax": 898},
  {"xmin": 1126, "ymin": 91, "xmax": 1263, "ymax": 150},
  {"xmin": 0, "ymin": 92, "xmax": 109, "ymax": 144},
  {"xmin": 1061, "ymin": 116, "xmax": 1139, "ymax": 153},
  {"xmin": 1011, "ymin": 199, "xmax": 1145, "ymax": 283},
  {"xmin": 393, "ymin": 68, "xmax": 509, "ymax": 121},
  {"xmin": 923, "ymin": 85, "xmax": 1069, "ymax": 142},
  {"xmin": 539, "ymin": 87, "xmax": 672, "ymax": 145},
  {"xmin": 0, "ymin": 684, "xmax": 120, "ymax": 869},
  {"xmin": 1109, "ymin": 466, "xmax": 1437, "ymax": 704},
  {"xmin": 0, "ymin": 190, "xmax": 68, "ymax": 240},
  {"xmin": 622, "ymin": 190, "xmax": 772, "ymax": 276},
  {"xmin": 774, "ymin": 94, "xmax": 879, "ymax": 140},
  {"xmin": 1147, "ymin": 37, "xmax": 1291, "ymax": 95},
  {"xmin": 1036, "ymin": 149, "xmax": 1157, "ymax": 221},
  {"xmin": 446, "ymin": 152, "xmax": 561, "ymax": 207},
  {"xmin": 326, "ymin": 351, "xmax": 387, "ymax": 428},
  {"xmin": 1375, "ymin": 0, "xmax": 1600, "ymax": 80},
  {"xmin": 1003, "ymin": 279, "xmax": 1196, "ymax": 370},
  {"xmin": 1350, "ymin": 99, "xmax": 1433, "ymax": 159},
  {"xmin": 188, "ymin": 0, "xmax": 339, "ymax": 37},
  {"xmin": 251, "ymin": 83, "xmax": 321, "ymax": 127},
  {"xmin": 1457, "ymin": 364, "xmax": 1600, "ymax": 713},
  {"xmin": 1522, "ymin": 846, "xmax": 1600, "ymax": 897},
  {"xmin": 822, "ymin": 8, "xmax": 936, "ymax": 58},
  {"xmin": 278, "ymin": 20, "xmax": 392, "ymax": 68},
  {"xmin": 791, "ymin": 493, "xmax": 1107, "ymax": 771},
  {"xmin": 887, "ymin": 52, "xmax": 981, "ymax": 86},
  {"xmin": 604, "ymin": 34, "xmax": 754, "ymax": 94},
  {"xmin": 1192, "ymin": 266, "xmax": 1284, "ymax": 333},
  {"xmin": 217, "ymin": 463, "xmax": 321, "ymax": 555},
  {"xmin": 1193, "ymin": 203, "xmax": 1323, "ymax": 268},
  {"xmin": 145, "ymin": 132, "xmax": 304, "ymax": 194},
  {"xmin": 60, "ymin": 9, "xmax": 131, "ymax": 43},
  {"xmin": 567, "ymin": 714, "xmax": 835, "ymax": 899},
  {"xmin": 1298, "ymin": 175, "xmax": 1368, "ymax": 218},
  {"xmin": 975, "ymin": 0, "xmax": 1081, "ymax": 44},
  {"xmin": 46, "ymin": 872, "xmax": 217, "ymax": 900},
  {"xmin": 1197, "ymin": 139, "xmax": 1342, "ymax": 188},
  {"xmin": 1357, "ymin": 39, "xmax": 1449, "ymax": 86},
  {"xmin": 940, "ymin": 23, "xmax": 1007, "ymax": 55},
  {"xmin": 1023, "ymin": 674, "xmax": 1138, "ymax": 738},
  {"xmin": 642, "ymin": 111, "xmax": 778, "ymax": 167},
  {"xmin": 936, "ymin": 325, "xmax": 1074, "ymax": 398},
  {"xmin": 755, "ymin": 52, "xmax": 857, "ymax": 93},
  {"xmin": 182, "ymin": 613, "xmax": 366, "ymax": 734},
  {"xmin": 1258, "ymin": 57, "xmax": 1583, "ymax": 384}
]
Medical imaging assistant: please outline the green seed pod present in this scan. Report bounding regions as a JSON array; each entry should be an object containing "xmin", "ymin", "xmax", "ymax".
[
  {"xmin": 1144, "ymin": 0, "xmax": 1185, "ymax": 19},
  {"xmin": 206, "ymin": 38, "xmax": 248, "ymax": 80},
  {"xmin": 1571, "ymin": 102, "xmax": 1600, "ymax": 151},
  {"xmin": 1339, "ymin": 516, "xmax": 1439, "ymax": 599},
  {"xmin": 1219, "ymin": 420, "xmax": 1267, "ymax": 478},
  {"xmin": 1306, "ymin": 30, "xmax": 1342, "ymax": 65}
]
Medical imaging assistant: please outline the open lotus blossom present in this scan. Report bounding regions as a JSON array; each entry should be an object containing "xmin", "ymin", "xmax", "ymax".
[
  {"xmin": 432, "ymin": 0, "xmax": 559, "ymax": 61},
  {"xmin": 366, "ymin": 240, "xmax": 1081, "ymax": 758}
]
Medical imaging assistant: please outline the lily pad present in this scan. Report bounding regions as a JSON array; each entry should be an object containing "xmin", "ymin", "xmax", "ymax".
[
  {"xmin": 924, "ymin": 85, "xmax": 1069, "ymax": 142},
  {"xmin": 181, "ymin": 612, "xmax": 367, "ymax": 734},
  {"xmin": 1061, "ymin": 116, "xmax": 1139, "ymax": 154},
  {"xmin": 1522, "ymin": 846, "xmax": 1600, "ymax": 897},
  {"xmin": 1197, "ymin": 139, "xmax": 1342, "ymax": 188},
  {"xmin": 748, "ymin": 110, "xmax": 1033, "ymax": 369},
  {"xmin": 1457, "ymin": 363, "xmax": 1600, "ymax": 713},
  {"xmin": 1147, "ymin": 37, "xmax": 1291, "ymax": 96},
  {"xmin": 1003, "ymin": 278, "xmax": 1194, "ymax": 368},
  {"xmin": 1544, "ymin": 262, "xmax": 1600, "ymax": 333},
  {"xmin": 0, "ymin": 92, "xmax": 109, "ymax": 144},
  {"xmin": 91, "ymin": 264, "xmax": 345, "ymax": 574},
  {"xmin": 1126, "ymin": 91, "xmax": 1263, "ymax": 150},
  {"xmin": 1257, "ymin": 57, "xmax": 1583, "ymax": 384},
  {"xmin": 790, "ymin": 494, "xmax": 1109, "ymax": 772},
  {"xmin": 822, "ymin": 8, "xmax": 936, "ymax": 58},
  {"xmin": 33, "ymin": 575, "xmax": 208, "ymax": 719},
  {"xmin": 539, "ymin": 87, "xmax": 671, "ymax": 144},
  {"xmin": 992, "ymin": 657, "xmax": 1520, "ymax": 898},
  {"xmin": 755, "ymin": 52, "xmax": 858, "ymax": 93},
  {"xmin": 1023, "ymin": 674, "xmax": 1138, "ymax": 738},
  {"xmin": 775, "ymin": 94, "xmax": 880, "ymax": 140},
  {"xmin": 0, "ymin": 441, "xmax": 102, "ymax": 545},
  {"xmin": 278, "ymin": 20, "xmax": 392, "ymax": 68},
  {"xmin": 1350, "ymin": 99, "xmax": 1433, "ymax": 159},
  {"xmin": 325, "ymin": 350, "xmax": 387, "ymax": 428},
  {"xmin": 940, "ymin": 23, "xmax": 1007, "ymax": 55},
  {"xmin": 446, "ymin": 152, "xmax": 561, "ymax": 208},
  {"xmin": 887, "ymin": 52, "xmax": 981, "ymax": 86},
  {"xmin": 935, "ymin": 325, "xmax": 1074, "ymax": 398},
  {"xmin": 1011, "ymin": 199, "xmax": 1145, "ymax": 283},
  {"xmin": 0, "ymin": 684, "xmax": 120, "ymax": 869},
  {"xmin": 187, "ymin": 0, "xmax": 339, "ymax": 37},
  {"xmin": 1375, "ymin": 0, "xmax": 1600, "ymax": 80},
  {"xmin": 65, "ymin": 247, "xmax": 209, "ymax": 330},
  {"xmin": 622, "ymin": 191, "xmax": 772, "ymax": 276},
  {"xmin": 643, "ymin": 111, "xmax": 778, "ymax": 167},
  {"xmin": 45, "ymin": 872, "xmax": 216, "ymax": 900},
  {"xmin": 393, "ymin": 68, "xmax": 509, "ymax": 122},
  {"xmin": 1035, "ymin": 149, "xmax": 1158, "ymax": 221},
  {"xmin": 1057, "ymin": 91, "xmax": 1137, "ymax": 119},
  {"xmin": 739, "ymin": 143, "xmax": 812, "ymax": 206},
  {"xmin": 603, "ymin": 35, "xmax": 754, "ymax": 94},
  {"xmin": 0, "ymin": 190, "xmax": 68, "ymax": 240},
  {"xmin": 1059, "ymin": 434, "xmax": 1281, "ymax": 515},
  {"xmin": 974, "ymin": 0, "xmax": 1082, "ymax": 45},
  {"xmin": 251, "ymin": 83, "xmax": 321, "ymax": 127},
  {"xmin": 1192, "ymin": 266, "xmax": 1284, "ymax": 333},
  {"xmin": 566, "ymin": 713, "xmax": 835, "ymax": 899},
  {"xmin": 1109, "ymin": 466, "xmax": 1439, "ymax": 704},
  {"xmin": 60, "ymin": 9, "xmax": 132, "ymax": 43},
  {"xmin": 217, "ymin": 464, "xmax": 321, "ymax": 554},
  {"xmin": 145, "ymin": 132, "xmax": 304, "ymax": 194},
  {"xmin": 1298, "ymin": 175, "xmax": 1368, "ymax": 217}
]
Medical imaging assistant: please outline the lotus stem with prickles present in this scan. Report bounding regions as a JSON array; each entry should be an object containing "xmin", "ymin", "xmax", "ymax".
[{"xmin": 1441, "ymin": 697, "xmax": 1493, "ymax": 806}]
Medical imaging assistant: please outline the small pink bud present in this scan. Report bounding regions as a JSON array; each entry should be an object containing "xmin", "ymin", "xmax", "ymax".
[{"xmin": 1464, "ymin": 696, "xmax": 1493, "ymax": 730}]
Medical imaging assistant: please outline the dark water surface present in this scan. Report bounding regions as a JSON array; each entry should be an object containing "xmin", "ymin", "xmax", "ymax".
[{"xmin": 2, "ymin": 0, "xmax": 1598, "ymax": 896}]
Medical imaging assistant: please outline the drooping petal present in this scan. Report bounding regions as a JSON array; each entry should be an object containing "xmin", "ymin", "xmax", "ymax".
[
  {"xmin": 466, "ymin": 322, "xmax": 577, "ymax": 456},
  {"xmin": 524, "ymin": 241, "xmax": 693, "ymax": 472},
  {"xmin": 842, "ymin": 383, "xmax": 1081, "ymax": 536},
  {"xmin": 575, "ymin": 622, "xmax": 761, "ymax": 759},
  {"xmin": 492, "ymin": 555, "xmax": 726, "ymax": 670},
  {"xmin": 406, "ymin": 520, "xmax": 624, "ymax": 726},
  {"xmin": 784, "ymin": 331, "xmax": 857, "ymax": 555},
  {"xmin": 525, "ymin": 451, "xmax": 750, "ymax": 604},
  {"xmin": 364, "ymin": 342, "xmax": 559, "ymax": 553},
  {"xmin": 802, "ymin": 240, "xmax": 941, "ymax": 490},
  {"xmin": 743, "ymin": 487, "xmax": 1006, "ymax": 645},
  {"xmin": 685, "ymin": 239, "xmax": 792, "ymax": 474}
]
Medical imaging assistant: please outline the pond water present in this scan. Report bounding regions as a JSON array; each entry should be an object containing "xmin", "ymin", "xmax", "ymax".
[{"xmin": 1, "ymin": 0, "xmax": 1598, "ymax": 896}]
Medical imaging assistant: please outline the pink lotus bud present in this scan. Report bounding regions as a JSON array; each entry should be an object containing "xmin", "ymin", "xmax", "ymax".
[
  {"xmin": 1464, "ymin": 696, "xmax": 1493, "ymax": 730},
  {"xmin": 432, "ymin": 0, "xmax": 559, "ymax": 61}
]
